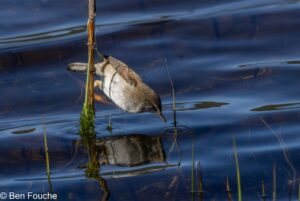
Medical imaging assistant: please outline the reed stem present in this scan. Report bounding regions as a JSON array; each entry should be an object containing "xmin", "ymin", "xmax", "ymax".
[
  {"xmin": 106, "ymin": 113, "xmax": 113, "ymax": 132},
  {"xmin": 80, "ymin": 0, "xmax": 96, "ymax": 136},
  {"xmin": 196, "ymin": 161, "xmax": 204, "ymax": 200},
  {"xmin": 191, "ymin": 138, "xmax": 195, "ymax": 194},
  {"xmin": 298, "ymin": 180, "xmax": 300, "ymax": 201},
  {"xmin": 273, "ymin": 163, "xmax": 276, "ymax": 201},
  {"xmin": 226, "ymin": 176, "xmax": 233, "ymax": 201},
  {"xmin": 233, "ymin": 136, "xmax": 242, "ymax": 201},
  {"xmin": 43, "ymin": 127, "xmax": 53, "ymax": 192},
  {"xmin": 261, "ymin": 179, "xmax": 267, "ymax": 201}
]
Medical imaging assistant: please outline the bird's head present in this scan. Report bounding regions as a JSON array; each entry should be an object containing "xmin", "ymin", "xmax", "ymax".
[{"xmin": 146, "ymin": 93, "xmax": 166, "ymax": 123}]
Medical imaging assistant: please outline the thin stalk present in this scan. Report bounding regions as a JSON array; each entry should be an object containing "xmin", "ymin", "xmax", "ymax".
[
  {"xmin": 196, "ymin": 161, "xmax": 204, "ymax": 201},
  {"xmin": 273, "ymin": 163, "xmax": 276, "ymax": 201},
  {"xmin": 86, "ymin": 0, "xmax": 95, "ymax": 106},
  {"xmin": 226, "ymin": 176, "xmax": 233, "ymax": 201},
  {"xmin": 173, "ymin": 126, "xmax": 182, "ymax": 166},
  {"xmin": 80, "ymin": 0, "xmax": 96, "ymax": 136},
  {"xmin": 191, "ymin": 138, "xmax": 195, "ymax": 195},
  {"xmin": 164, "ymin": 58, "xmax": 176, "ymax": 126},
  {"xmin": 43, "ymin": 127, "xmax": 53, "ymax": 192},
  {"xmin": 233, "ymin": 136, "xmax": 242, "ymax": 201},
  {"xmin": 298, "ymin": 180, "xmax": 300, "ymax": 201},
  {"xmin": 261, "ymin": 180, "xmax": 267, "ymax": 201},
  {"xmin": 106, "ymin": 113, "xmax": 113, "ymax": 132},
  {"xmin": 167, "ymin": 126, "xmax": 182, "ymax": 166},
  {"xmin": 260, "ymin": 117, "xmax": 296, "ymax": 184},
  {"xmin": 288, "ymin": 179, "xmax": 292, "ymax": 201}
]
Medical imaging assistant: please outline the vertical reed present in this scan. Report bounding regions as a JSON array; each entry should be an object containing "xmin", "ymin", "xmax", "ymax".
[
  {"xmin": 80, "ymin": 0, "xmax": 96, "ymax": 136},
  {"xmin": 106, "ymin": 113, "xmax": 113, "ymax": 132},
  {"xmin": 261, "ymin": 180, "xmax": 267, "ymax": 201},
  {"xmin": 196, "ymin": 161, "xmax": 204, "ymax": 200},
  {"xmin": 288, "ymin": 179, "xmax": 292, "ymax": 201},
  {"xmin": 226, "ymin": 176, "xmax": 233, "ymax": 201},
  {"xmin": 191, "ymin": 138, "xmax": 195, "ymax": 195},
  {"xmin": 273, "ymin": 163, "xmax": 276, "ymax": 201},
  {"xmin": 43, "ymin": 127, "xmax": 53, "ymax": 192},
  {"xmin": 233, "ymin": 136, "xmax": 242, "ymax": 201},
  {"xmin": 298, "ymin": 180, "xmax": 300, "ymax": 201}
]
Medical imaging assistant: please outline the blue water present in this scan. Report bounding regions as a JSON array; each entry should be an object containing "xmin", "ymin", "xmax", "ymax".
[{"xmin": 1, "ymin": 0, "xmax": 300, "ymax": 200}]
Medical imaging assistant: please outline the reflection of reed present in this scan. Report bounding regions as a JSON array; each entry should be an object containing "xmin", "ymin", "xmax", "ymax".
[
  {"xmin": 81, "ymin": 133, "xmax": 110, "ymax": 201},
  {"xmin": 167, "ymin": 126, "xmax": 182, "ymax": 166},
  {"xmin": 260, "ymin": 117, "xmax": 296, "ymax": 186},
  {"xmin": 106, "ymin": 113, "xmax": 113, "ymax": 132},
  {"xmin": 164, "ymin": 58, "xmax": 177, "ymax": 127},
  {"xmin": 80, "ymin": 132, "xmax": 171, "ymax": 200},
  {"xmin": 165, "ymin": 124, "xmax": 186, "ymax": 201}
]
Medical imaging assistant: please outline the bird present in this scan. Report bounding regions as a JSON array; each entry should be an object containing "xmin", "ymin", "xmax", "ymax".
[{"xmin": 68, "ymin": 55, "xmax": 166, "ymax": 122}]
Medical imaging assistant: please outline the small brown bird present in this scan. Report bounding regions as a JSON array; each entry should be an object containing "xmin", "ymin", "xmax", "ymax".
[{"xmin": 68, "ymin": 55, "xmax": 166, "ymax": 122}]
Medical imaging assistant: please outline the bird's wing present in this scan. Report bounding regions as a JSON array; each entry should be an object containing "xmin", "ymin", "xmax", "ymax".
[{"xmin": 107, "ymin": 56, "xmax": 142, "ymax": 87}]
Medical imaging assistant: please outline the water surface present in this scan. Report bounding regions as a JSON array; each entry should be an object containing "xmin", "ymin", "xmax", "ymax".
[{"xmin": 1, "ymin": 0, "xmax": 300, "ymax": 200}]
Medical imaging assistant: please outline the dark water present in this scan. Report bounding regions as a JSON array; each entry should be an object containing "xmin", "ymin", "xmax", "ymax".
[{"xmin": 1, "ymin": 0, "xmax": 300, "ymax": 200}]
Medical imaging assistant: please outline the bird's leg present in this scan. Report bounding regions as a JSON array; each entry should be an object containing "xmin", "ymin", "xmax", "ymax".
[{"xmin": 94, "ymin": 80, "xmax": 102, "ymax": 89}]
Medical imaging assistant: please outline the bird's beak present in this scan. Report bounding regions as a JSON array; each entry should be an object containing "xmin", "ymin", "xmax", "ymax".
[{"xmin": 157, "ymin": 112, "xmax": 167, "ymax": 123}]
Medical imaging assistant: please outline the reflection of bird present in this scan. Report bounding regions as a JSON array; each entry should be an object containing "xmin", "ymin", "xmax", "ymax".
[
  {"xmin": 98, "ymin": 134, "xmax": 166, "ymax": 167},
  {"xmin": 68, "ymin": 55, "xmax": 166, "ymax": 122}
]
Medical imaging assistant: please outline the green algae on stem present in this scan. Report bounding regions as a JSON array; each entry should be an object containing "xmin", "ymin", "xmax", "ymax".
[
  {"xmin": 80, "ymin": 104, "xmax": 95, "ymax": 137},
  {"xmin": 81, "ymin": 131, "xmax": 110, "ymax": 201}
]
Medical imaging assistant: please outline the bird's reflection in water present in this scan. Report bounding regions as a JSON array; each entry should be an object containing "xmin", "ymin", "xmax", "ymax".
[
  {"xmin": 98, "ymin": 134, "xmax": 166, "ymax": 167},
  {"xmin": 79, "ymin": 132, "xmax": 167, "ymax": 201}
]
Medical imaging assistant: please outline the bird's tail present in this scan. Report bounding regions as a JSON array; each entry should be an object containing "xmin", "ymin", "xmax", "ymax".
[{"xmin": 67, "ymin": 63, "xmax": 88, "ymax": 73}]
